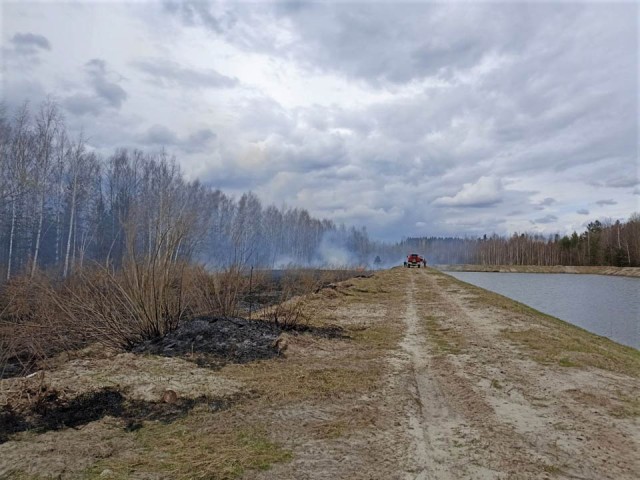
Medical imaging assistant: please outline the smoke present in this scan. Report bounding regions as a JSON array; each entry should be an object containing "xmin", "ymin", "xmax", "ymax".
[
  {"xmin": 376, "ymin": 256, "xmax": 408, "ymax": 270},
  {"xmin": 272, "ymin": 255, "xmax": 296, "ymax": 269},
  {"xmin": 314, "ymin": 233, "xmax": 352, "ymax": 266},
  {"xmin": 273, "ymin": 231, "xmax": 373, "ymax": 269}
]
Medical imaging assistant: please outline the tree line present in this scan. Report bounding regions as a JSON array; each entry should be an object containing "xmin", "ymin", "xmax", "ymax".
[
  {"xmin": 2, "ymin": 99, "xmax": 635, "ymax": 278},
  {"xmin": 392, "ymin": 216, "xmax": 640, "ymax": 267},
  {"xmin": 0, "ymin": 99, "xmax": 373, "ymax": 281}
]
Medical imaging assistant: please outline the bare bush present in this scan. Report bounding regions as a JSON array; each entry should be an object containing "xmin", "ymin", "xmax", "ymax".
[
  {"xmin": 0, "ymin": 273, "xmax": 82, "ymax": 378},
  {"xmin": 259, "ymin": 270, "xmax": 319, "ymax": 329},
  {"xmin": 190, "ymin": 264, "xmax": 251, "ymax": 318},
  {"xmin": 262, "ymin": 296, "xmax": 309, "ymax": 330},
  {"xmin": 0, "ymin": 259, "xmax": 194, "ymax": 376},
  {"xmin": 45, "ymin": 260, "xmax": 190, "ymax": 350}
]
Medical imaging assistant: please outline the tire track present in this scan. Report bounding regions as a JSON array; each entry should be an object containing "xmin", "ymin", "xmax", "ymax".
[{"xmin": 400, "ymin": 272, "xmax": 458, "ymax": 480}]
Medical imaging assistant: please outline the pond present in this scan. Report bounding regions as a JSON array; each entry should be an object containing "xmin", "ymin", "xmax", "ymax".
[{"xmin": 445, "ymin": 272, "xmax": 640, "ymax": 350}]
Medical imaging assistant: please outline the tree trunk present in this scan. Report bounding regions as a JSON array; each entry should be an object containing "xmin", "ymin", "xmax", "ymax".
[
  {"xmin": 63, "ymin": 185, "xmax": 76, "ymax": 278},
  {"xmin": 30, "ymin": 191, "xmax": 46, "ymax": 278},
  {"xmin": 6, "ymin": 197, "xmax": 16, "ymax": 280}
]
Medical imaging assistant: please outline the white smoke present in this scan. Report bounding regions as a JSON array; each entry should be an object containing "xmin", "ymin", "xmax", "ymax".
[{"xmin": 315, "ymin": 234, "xmax": 352, "ymax": 266}]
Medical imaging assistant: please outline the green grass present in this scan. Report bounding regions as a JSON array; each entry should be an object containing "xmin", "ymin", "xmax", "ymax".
[
  {"xmin": 542, "ymin": 463, "xmax": 562, "ymax": 474},
  {"xmin": 503, "ymin": 327, "xmax": 640, "ymax": 377},
  {"xmin": 558, "ymin": 357, "xmax": 577, "ymax": 367}
]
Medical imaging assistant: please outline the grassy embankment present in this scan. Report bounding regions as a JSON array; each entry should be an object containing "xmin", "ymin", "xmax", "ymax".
[
  {"xmin": 431, "ymin": 268, "xmax": 640, "ymax": 376},
  {"xmin": 433, "ymin": 264, "xmax": 640, "ymax": 277}
]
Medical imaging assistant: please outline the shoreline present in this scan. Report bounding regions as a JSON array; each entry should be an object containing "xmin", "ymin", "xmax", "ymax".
[{"xmin": 432, "ymin": 264, "xmax": 640, "ymax": 278}]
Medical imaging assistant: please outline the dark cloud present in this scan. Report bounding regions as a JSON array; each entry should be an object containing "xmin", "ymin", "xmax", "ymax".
[
  {"xmin": 187, "ymin": 128, "xmax": 216, "ymax": 144},
  {"xmin": 184, "ymin": 129, "xmax": 216, "ymax": 152},
  {"xmin": 577, "ymin": 209, "xmax": 590, "ymax": 215},
  {"xmin": 11, "ymin": 32, "xmax": 51, "ymax": 52},
  {"xmin": 85, "ymin": 59, "xmax": 128, "ymax": 108},
  {"xmin": 533, "ymin": 197, "xmax": 556, "ymax": 210},
  {"xmin": 3, "ymin": 32, "xmax": 52, "ymax": 69},
  {"xmin": 139, "ymin": 124, "xmax": 216, "ymax": 153},
  {"xmin": 596, "ymin": 199, "xmax": 618, "ymax": 206},
  {"xmin": 163, "ymin": 0, "xmax": 224, "ymax": 32},
  {"xmin": 164, "ymin": 3, "xmax": 544, "ymax": 85},
  {"xmin": 604, "ymin": 176, "xmax": 640, "ymax": 188},
  {"xmin": 533, "ymin": 214, "xmax": 558, "ymax": 224},
  {"xmin": 59, "ymin": 59, "xmax": 127, "ymax": 116},
  {"xmin": 63, "ymin": 93, "xmax": 104, "ymax": 116},
  {"xmin": 141, "ymin": 124, "xmax": 179, "ymax": 145},
  {"xmin": 133, "ymin": 58, "xmax": 238, "ymax": 89}
]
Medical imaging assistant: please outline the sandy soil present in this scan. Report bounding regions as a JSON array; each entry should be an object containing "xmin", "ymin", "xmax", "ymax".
[
  {"xmin": 253, "ymin": 268, "xmax": 639, "ymax": 479},
  {"xmin": 1, "ymin": 268, "xmax": 638, "ymax": 479},
  {"xmin": 404, "ymin": 269, "xmax": 639, "ymax": 479}
]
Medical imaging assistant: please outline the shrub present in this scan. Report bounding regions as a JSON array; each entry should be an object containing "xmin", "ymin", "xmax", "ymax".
[{"xmin": 46, "ymin": 260, "xmax": 190, "ymax": 350}]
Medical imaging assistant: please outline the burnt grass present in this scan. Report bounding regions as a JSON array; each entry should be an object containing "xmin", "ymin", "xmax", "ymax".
[
  {"xmin": 131, "ymin": 316, "xmax": 346, "ymax": 369},
  {"xmin": 0, "ymin": 271, "xmax": 356, "ymax": 441},
  {"xmin": 0, "ymin": 386, "xmax": 246, "ymax": 444},
  {"xmin": 0, "ymin": 269, "xmax": 364, "ymax": 380},
  {"xmin": 0, "ymin": 316, "xmax": 346, "ymax": 444}
]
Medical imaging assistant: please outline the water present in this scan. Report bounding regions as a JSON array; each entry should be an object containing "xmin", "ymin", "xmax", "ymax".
[{"xmin": 445, "ymin": 272, "xmax": 640, "ymax": 349}]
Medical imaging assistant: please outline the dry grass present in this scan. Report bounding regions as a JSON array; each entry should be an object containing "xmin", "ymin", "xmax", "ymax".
[
  {"xmin": 610, "ymin": 395, "xmax": 640, "ymax": 418},
  {"xmin": 423, "ymin": 315, "xmax": 465, "ymax": 355},
  {"xmin": 502, "ymin": 326, "xmax": 640, "ymax": 377},
  {"xmin": 0, "ymin": 274, "xmax": 87, "ymax": 378},
  {"xmin": 223, "ymin": 357, "xmax": 382, "ymax": 405},
  {"xmin": 79, "ymin": 414, "xmax": 292, "ymax": 480},
  {"xmin": 79, "ymin": 274, "xmax": 392, "ymax": 479},
  {"xmin": 564, "ymin": 389, "xmax": 640, "ymax": 419},
  {"xmin": 1, "ymin": 270, "xmax": 396, "ymax": 479},
  {"xmin": 0, "ymin": 266, "xmax": 363, "ymax": 377},
  {"xmin": 189, "ymin": 264, "xmax": 258, "ymax": 318},
  {"xmin": 435, "ymin": 270, "xmax": 640, "ymax": 377}
]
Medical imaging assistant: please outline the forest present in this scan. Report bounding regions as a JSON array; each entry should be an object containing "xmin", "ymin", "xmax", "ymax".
[
  {"xmin": 0, "ymin": 100, "xmax": 374, "ymax": 282},
  {"xmin": 394, "ymin": 216, "xmax": 640, "ymax": 267}
]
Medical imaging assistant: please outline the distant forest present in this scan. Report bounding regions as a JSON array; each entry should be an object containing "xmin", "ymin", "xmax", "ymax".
[
  {"xmin": 394, "ymin": 215, "xmax": 640, "ymax": 267},
  {"xmin": 0, "ymin": 100, "xmax": 373, "ymax": 281},
  {"xmin": 1, "ymin": 99, "xmax": 637, "ymax": 280}
]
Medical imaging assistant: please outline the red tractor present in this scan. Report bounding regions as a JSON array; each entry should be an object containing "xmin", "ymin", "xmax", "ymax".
[{"xmin": 404, "ymin": 253, "xmax": 426, "ymax": 268}]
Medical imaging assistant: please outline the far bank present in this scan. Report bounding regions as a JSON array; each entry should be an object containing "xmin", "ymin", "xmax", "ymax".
[{"xmin": 433, "ymin": 264, "xmax": 640, "ymax": 278}]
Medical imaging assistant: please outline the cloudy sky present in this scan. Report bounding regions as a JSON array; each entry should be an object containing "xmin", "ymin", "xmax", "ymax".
[{"xmin": 2, "ymin": 0, "xmax": 638, "ymax": 241}]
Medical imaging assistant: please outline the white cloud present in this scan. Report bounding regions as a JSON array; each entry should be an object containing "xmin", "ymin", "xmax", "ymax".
[{"xmin": 433, "ymin": 176, "xmax": 504, "ymax": 208}]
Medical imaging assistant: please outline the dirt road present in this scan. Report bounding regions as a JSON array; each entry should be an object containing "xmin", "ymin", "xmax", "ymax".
[
  {"xmin": 251, "ymin": 268, "xmax": 639, "ymax": 479},
  {"xmin": 1, "ymin": 268, "xmax": 638, "ymax": 479},
  {"xmin": 397, "ymin": 269, "xmax": 639, "ymax": 479}
]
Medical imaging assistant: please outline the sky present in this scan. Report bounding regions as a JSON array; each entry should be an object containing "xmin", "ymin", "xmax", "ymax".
[{"xmin": 1, "ymin": 0, "xmax": 638, "ymax": 241}]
